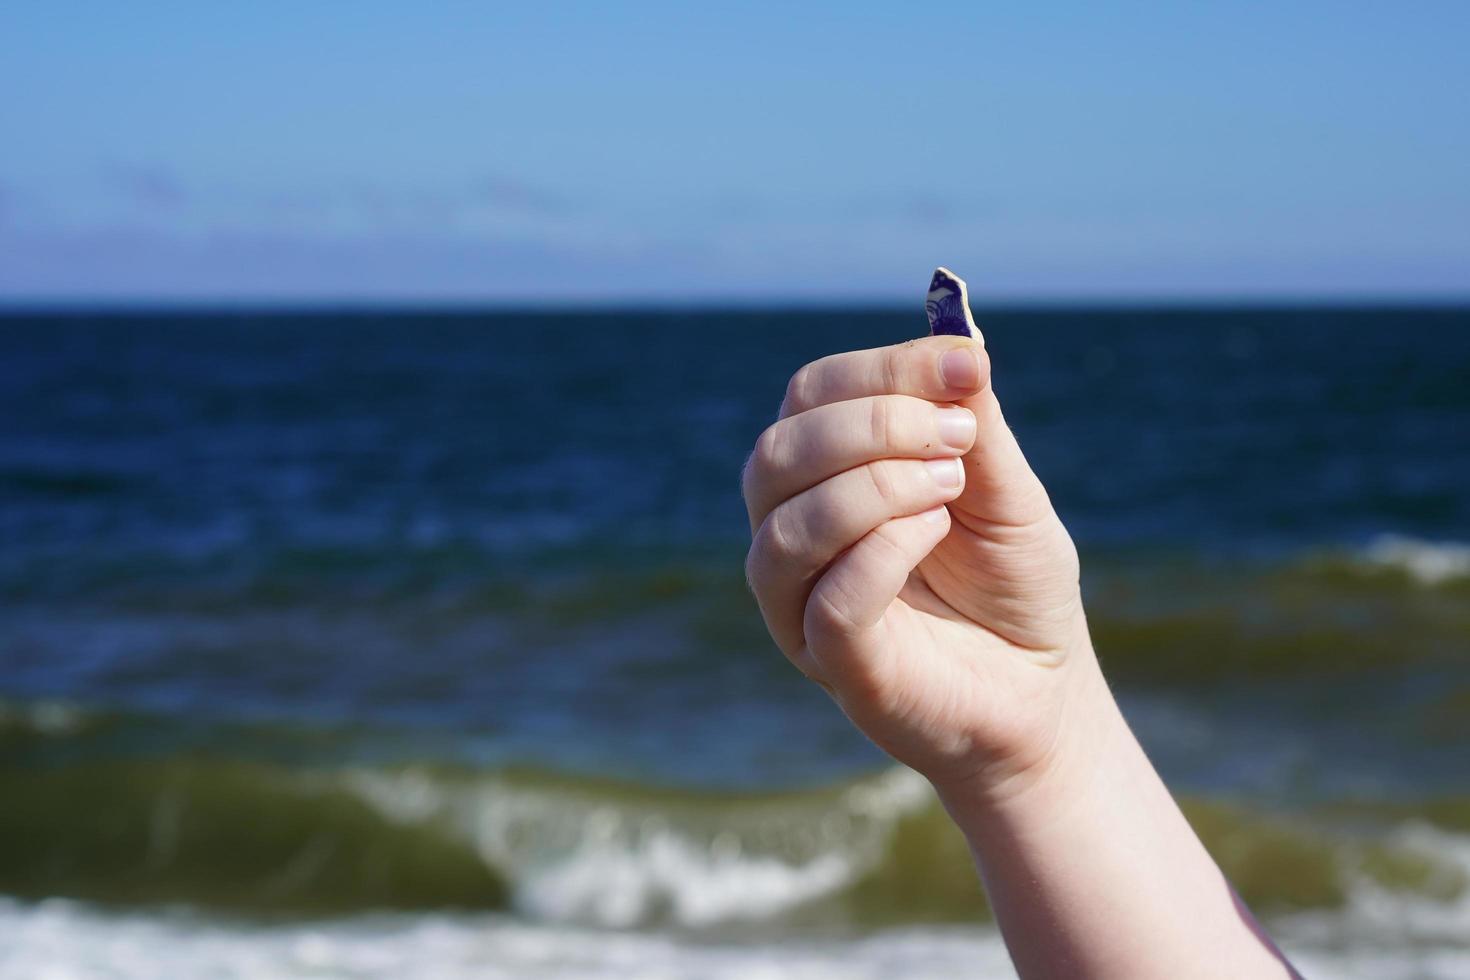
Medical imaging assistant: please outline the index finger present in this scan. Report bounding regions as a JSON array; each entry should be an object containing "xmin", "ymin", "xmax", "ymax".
[{"xmin": 779, "ymin": 336, "xmax": 989, "ymax": 419}]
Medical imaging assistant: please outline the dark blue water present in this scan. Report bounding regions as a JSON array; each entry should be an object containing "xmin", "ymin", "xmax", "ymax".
[
  {"xmin": 4, "ymin": 309, "xmax": 1465, "ymax": 566},
  {"xmin": 2, "ymin": 307, "xmax": 1467, "ymax": 756},
  {"xmin": 0, "ymin": 307, "xmax": 1468, "ymax": 907}
]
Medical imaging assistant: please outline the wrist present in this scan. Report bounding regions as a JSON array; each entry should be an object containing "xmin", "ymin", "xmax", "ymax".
[
  {"xmin": 928, "ymin": 640, "xmax": 1124, "ymax": 832},
  {"xmin": 925, "ymin": 635, "xmax": 1296, "ymax": 978}
]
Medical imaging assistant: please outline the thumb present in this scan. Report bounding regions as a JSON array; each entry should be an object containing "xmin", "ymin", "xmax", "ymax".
[
  {"xmin": 953, "ymin": 368, "xmax": 1051, "ymax": 527},
  {"xmin": 925, "ymin": 268, "xmax": 1050, "ymax": 528}
]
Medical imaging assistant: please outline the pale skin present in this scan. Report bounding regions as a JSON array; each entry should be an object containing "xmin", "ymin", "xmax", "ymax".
[{"xmin": 742, "ymin": 335, "xmax": 1302, "ymax": 979}]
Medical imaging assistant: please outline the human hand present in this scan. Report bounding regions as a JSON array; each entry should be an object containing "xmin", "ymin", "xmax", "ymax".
[{"xmin": 742, "ymin": 335, "xmax": 1101, "ymax": 800}]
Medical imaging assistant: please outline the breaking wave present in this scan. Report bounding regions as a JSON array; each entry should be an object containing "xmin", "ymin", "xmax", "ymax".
[
  {"xmin": 1358, "ymin": 535, "xmax": 1470, "ymax": 586},
  {"xmin": 2, "ymin": 703, "xmax": 1468, "ymax": 930}
]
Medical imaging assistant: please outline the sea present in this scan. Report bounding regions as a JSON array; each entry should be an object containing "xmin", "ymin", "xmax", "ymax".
[{"xmin": 0, "ymin": 305, "xmax": 1467, "ymax": 978}]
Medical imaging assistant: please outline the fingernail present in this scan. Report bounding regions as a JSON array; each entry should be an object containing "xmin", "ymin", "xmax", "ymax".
[
  {"xmin": 940, "ymin": 348, "xmax": 981, "ymax": 390},
  {"xmin": 921, "ymin": 505, "xmax": 949, "ymax": 525},
  {"xmin": 937, "ymin": 407, "xmax": 976, "ymax": 449},
  {"xmin": 925, "ymin": 457, "xmax": 963, "ymax": 489}
]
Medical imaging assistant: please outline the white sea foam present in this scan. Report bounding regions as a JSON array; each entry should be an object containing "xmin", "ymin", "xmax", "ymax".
[
  {"xmin": 324, "ymin": 767, "xmax": 1470, "ymax": 976},
  {"xmin": 1360, "ymin": 535, "xmax": 1470, "ymax": 585},
  {"xmin": 346, "ymin": 766, "xmax": 932, "ymax": 929},
  {"xmin": 0, "ymin": 897, "xmax": 1463, "ymax": 980},
  {"xmin": 1278, "ymin": 823, "xmax": 1470, "ymax": 956},
  {"xmin": 0, "ymin": 698, "xmax": 84, "ymax": 735},
  {"xmin": 0, "ymin": 899, "xmax": 1014, "ymax": 980}
]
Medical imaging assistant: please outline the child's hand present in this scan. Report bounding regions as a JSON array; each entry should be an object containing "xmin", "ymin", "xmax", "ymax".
[
  {"xmin": 745, "ymin": 333, "xmax": 1301, "ymax": 978},
  {"xmin": 742, "ymin": 336, "xmax": 1098, "ymax": 799}
]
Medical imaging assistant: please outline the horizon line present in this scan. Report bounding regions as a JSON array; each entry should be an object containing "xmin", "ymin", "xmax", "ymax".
[{"xmin": 3, "ymin": 291, "xmax": 1470, "ymax": 315}]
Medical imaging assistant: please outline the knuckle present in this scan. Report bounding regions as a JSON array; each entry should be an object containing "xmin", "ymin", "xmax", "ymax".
[
  {"xmin": 866, "ymin": 397, "xmax": 894, "ymax": 452},
  {"xmin": 743, "ymin": 545, "xmax": 760, "ymax": 592},
  {"xmin": 789, "ymin": 646, "xmax": 838, "ymax": 695},
  {"xmin": 744, "ymin": 424, "xmax": 782, "ymax": 493},
  {"xmin": 807, "ymin": 603, "xmax": 889, "ymax": 700},
  {"xmin": 757, "ymin": 507, "xmax": 800, "ymax": 564},
  {"xmin": 739, "ymin": 451, "xmax": 757, "ymax": 503},
  {"xmin": 867, "ymin": 519, "xmax": 913, "ymax": 563},
  {"xmin": 878, "ymin": 347, "xmax": 904, "ymax": 394},
  {"xmin": 806, "ymin": 585, "xmax": 861, "ymax": 640},
  {"xmin": 870, "ymin": 396, "xmax": 928, "ymax": 454},
  {"xmin": 862, "ymin": 459, "xmax": 902, "ymax": 506},
  {"xmin": 782, "ymin": 363, "xmax": 816, "ymax": 416}
]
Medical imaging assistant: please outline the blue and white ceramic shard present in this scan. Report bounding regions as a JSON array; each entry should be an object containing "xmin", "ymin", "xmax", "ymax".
[{"xmin": 925, "ymin": 267, "xmax": 983, "ymax": 343}]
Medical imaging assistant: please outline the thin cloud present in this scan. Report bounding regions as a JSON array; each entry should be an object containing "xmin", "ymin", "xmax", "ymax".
[
  {"xmin": 335, "ymin": 176, "xmax": 573, "ymax": 228},
  {"xmin": 103, "ymin": 163, "xmax": 188, "ymax": 209},
  {"xmin": 0, "ymin": 221, "xmax": 714, "ymax": 301},
  {"xmin": 347, "ymin": 183, "xmax": 457, "ymax": 227},
  {"xmin": 696, "ymin": 190, "xmax": 994, "ymax": 227},
  {"xmin": 78, "ymin": 168, "xmax": 577, "ymax": 233},
  {"xmin": 476, "ymin": 176, "xmax": 567, "ymax": 216},
  {"xmin": 900, "ymin": 194, "xmax": 956, "ymax": 225},
  {"xmin": 845, "ymin": 192, "xmax": 996, "ymax": 226}
]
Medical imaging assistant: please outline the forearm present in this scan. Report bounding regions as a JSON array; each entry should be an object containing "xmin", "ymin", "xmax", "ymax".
[
  {"xmin": 742, "ymin": 329, "xmax": 1300, "ymax": 975},
  {"xmin": 934, "ymin": 647, "xmax": 1299, "ymax": 979}
]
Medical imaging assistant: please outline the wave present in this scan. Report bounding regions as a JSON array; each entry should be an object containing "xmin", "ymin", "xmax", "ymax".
[
  {"xmin": 6, "ymin": 533, "xmax": 1466, "ymax": 710},
  {"xmin": 347, "ymin": 765, "xmax": 933, "ymax": 928},
  {"xmin": 2, "ymin": 704, "xmax": 1468, "ymax": 927},
  {"xmin": 10, "ymin": 531, "xmax": 1468, "ymax": 616},
  {"xmin": 3, "ymin": 899, "xmax": 1468, "ymax": 980},
  {"xmin": 0, "ymin": 900, "xmax": 1023, "ymax": 980},
  {"xmin": 1357, "ymin": 535, "xmax": 1470, "ymax": 586},
  {"xmin": 1276, "ymin": 821, "xmax": 1470, "ymax": 975},
  {"xmin": 1077, "ymin": 536, "xmax": 1470, "ymax": 684},
  {"xmin": 11, "ymin": 899, "xmax": 1470, "ymax": 980}
]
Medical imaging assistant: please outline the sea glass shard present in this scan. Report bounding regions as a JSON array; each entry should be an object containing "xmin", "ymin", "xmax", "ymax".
[{"xmin": 925, "ymin": 267, "xmax": 983, "ymax": 343}]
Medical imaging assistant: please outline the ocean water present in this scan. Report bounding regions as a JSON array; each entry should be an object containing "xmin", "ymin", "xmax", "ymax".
[{"xmin": 0, "ymin": 306, "xmax": 1467, "ymax": 977}]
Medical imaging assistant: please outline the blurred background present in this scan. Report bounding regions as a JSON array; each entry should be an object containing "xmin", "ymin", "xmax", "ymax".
[{"xmin": 1, "ymin": 3, "xmax": 1468, "ymax": 978}]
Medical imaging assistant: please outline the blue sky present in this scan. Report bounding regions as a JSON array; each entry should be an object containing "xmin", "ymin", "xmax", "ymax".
[{"xmin": 2, "ymin": 2, "xmax": 1467, "ymax": 303}]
